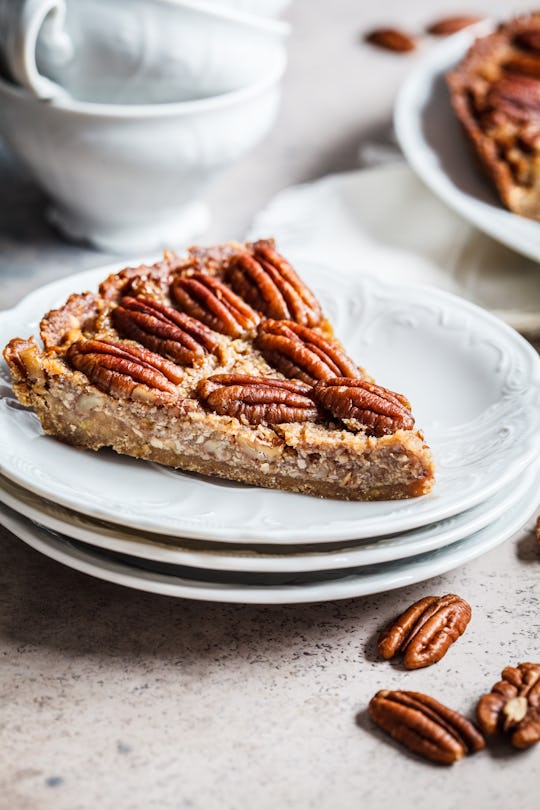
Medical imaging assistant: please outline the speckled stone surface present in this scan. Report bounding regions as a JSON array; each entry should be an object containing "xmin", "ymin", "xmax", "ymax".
[
  {"xmin": 1, "ymin": 1, "xmax": 539, "ymax": 808},
  {"xmin": 0, "ymin": 521, "xmax": 539, "ymax": 810}
]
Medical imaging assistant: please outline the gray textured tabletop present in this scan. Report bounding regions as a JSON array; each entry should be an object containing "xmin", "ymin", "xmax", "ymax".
[{"xmin": 1, "ymin": 1, "xmax": 539, "ymax": 809}]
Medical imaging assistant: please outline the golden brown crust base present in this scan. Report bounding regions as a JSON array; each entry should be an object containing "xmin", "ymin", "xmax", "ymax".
[
  {"xmin": 3, "ymin": 243, "xmax": 435, "ymax": 501},
  {"xmin": 447, "ymin": 13, "xmax": 540, "ymax": 219}
]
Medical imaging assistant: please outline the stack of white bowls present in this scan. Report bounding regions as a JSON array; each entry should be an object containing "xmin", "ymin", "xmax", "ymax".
[{"xmin": 0, "ymin": 0, "xmax": 290, "ymax": 251}]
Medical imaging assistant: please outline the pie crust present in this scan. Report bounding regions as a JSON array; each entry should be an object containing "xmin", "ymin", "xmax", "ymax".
[{"xmin": 3, "ymin": 241, "xmax": 435, "ymax": 501}]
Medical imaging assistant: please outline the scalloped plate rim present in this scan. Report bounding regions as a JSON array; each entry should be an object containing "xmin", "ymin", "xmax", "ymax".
[
  {"xmin": 0, "ymin": 462, "xmax": 536, "ymax": 572},
  {"xmin": 1, "ymin": 477, "xmax": 538, "ymax": 603}
]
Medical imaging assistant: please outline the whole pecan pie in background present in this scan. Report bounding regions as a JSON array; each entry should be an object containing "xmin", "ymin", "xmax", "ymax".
[
  {"xmin": 2, "ymin": 240, "xmax": 434, "ymax": 501},
  {"xmin": 448, "ymin": 12, "xmax": 540, "ymax": 220}
]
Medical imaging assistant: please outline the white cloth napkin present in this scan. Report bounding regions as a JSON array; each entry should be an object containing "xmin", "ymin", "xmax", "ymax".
[{"xmin": 248, "ymin": 161, "xmax": 540, "ymax": 337}]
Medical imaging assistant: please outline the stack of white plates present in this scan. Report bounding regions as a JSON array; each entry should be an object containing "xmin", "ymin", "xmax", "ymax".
[{"xmin": 1, "ymin": 260, "xmax": 540, "ymax": 603}]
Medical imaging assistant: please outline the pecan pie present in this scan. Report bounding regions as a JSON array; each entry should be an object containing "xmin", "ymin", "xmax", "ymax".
[
  {"xmin": 2, "ymin": 240, "xmax": 434, "ymax": 501},
  {"xmin": 447, "ymin": 13, "xmax": 540, "ymax": 219}
]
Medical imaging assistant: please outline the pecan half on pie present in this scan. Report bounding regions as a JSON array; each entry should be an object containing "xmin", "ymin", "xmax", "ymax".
[
  {"xmin": 448, "ymin": 13, "xmax": 540, "ymax": 219},
  {"xmin": 2, "ymin": 240, "xmax": 434, "ymax": 501}
]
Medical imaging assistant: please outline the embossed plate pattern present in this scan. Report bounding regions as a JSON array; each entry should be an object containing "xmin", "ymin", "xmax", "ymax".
[
  {"xmin": 0, "ymin": 463, "xmax": 536, "ymax": 572},
  {"xmin": 1, "ymin": 476, "xmax": 538, "ymax": 603},
  {"xmin": 1, "ymin": 262, "xmax": 539, "ymax": 543}
]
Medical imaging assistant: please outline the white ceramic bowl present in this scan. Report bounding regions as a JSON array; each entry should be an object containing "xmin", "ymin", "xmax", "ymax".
[
  {"xmin": 0, "ymin": 46, "xmax": 286, "ymax": 252},
  {"xmin": 201, "ymin": 0, "xmax": 291, "ymax": 17},
  {"xmin": 30, "ymin": 0, "xmax": 289, "ymax": 104}
]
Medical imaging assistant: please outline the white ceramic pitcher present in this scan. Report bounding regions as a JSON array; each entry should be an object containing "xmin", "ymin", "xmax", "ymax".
[{"xmin": 0, "ymin": 0, "xmax": 288, "ymax": 104}]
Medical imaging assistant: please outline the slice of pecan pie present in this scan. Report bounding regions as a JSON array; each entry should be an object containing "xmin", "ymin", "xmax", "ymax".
[
  {"xmin": 448, "ymin": 13, "xmax": 540, "ymax": 219},
  {"xmin": 3, "ymin": 240, "xmax": 434, "ymax": 501}
]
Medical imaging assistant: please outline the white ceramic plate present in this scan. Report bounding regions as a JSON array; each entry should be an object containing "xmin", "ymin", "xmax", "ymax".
[
  {"xmin": 394, "ymin": 22, "xmax": 540, "ymax": 265},
  {"xmin": 0, "ymin": 463, "xmax": 536, "ymax": 572},
  {"xmin": 1, "ymin": 478, "xmax": 538, "ymax": 603},
  {"xmin": 1, "ymin": 262, "xmax": 539, "ymax": 543},
  {"xmin": 248, "ymin": 163, "xmax": 540, "ymax": 337}
]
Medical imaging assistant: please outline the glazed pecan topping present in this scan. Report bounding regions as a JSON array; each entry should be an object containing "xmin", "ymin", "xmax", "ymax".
[
  {"xmin": 369, "ymin": 690, "xmax": 485, "ymax": 765},
  {"xmin": 98, "ymin": 259, "xmax": 172, "ymax": 304},
  {"xmin": 113, "ymin": 296, "xmax": 219, "ymax": 366},
  {"xmin": 67, "ymin": 338, "xmax": 183, "ymax": 404},
  {"xmin": 226, "ymin": 240, "xmax": 323, "ymax": 327},
  {"xmin": 514, "ymin": 29, "xmax": 540, "ymax": 53},
  {"xmin": 313, "ymin": 378, "xmax": 414, "ymax": 436},
  {"xmin": 476, "ymin": 663, "xmax": 540, "ymax": 749},
  {"xmin": 487, "ymin": 74, "xmax": 540, "ymax": 122},
  {"xmin": 170, "ymin": 272, "xmax": 259, "ymax": 338},
  {"xmin": 503, "ymin": 51, "xmax": 540, "ymax": 79},
  {"xmin": 196, "ymin": 374, "xmax": 318, "ymax": 425},
  {"xmin": 378, "ymin": 594, "xmax": 472, "ymax": 670},
  {"xmin": 255, "ymin": 319, "xmax": 360, "ymax": 385}
]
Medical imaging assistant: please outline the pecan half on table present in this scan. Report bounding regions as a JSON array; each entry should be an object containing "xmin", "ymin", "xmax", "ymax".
[
  {"xmin": 197, "ymin": 373, "xmax": 319, "ymax": 425},
  {"xmin": 170, "ymin": 272, "xmax": 260, "ymax": 337},
  {"xmin": 226, "ymin": 240, "xmax": 323, "ymax": 327},
  {"xmin": 66, "ymin": 338, "xmax": 183, "ymax": 404},
  {"xmin": 369, "ymin": 690, "xmax": 485, "ymax": 764},
  {"xmin": 113, "ymin": 296, "xmax": 219, "ymax": 365},
  {"xmin": 364, "ymin": 28, "xmax": 417, "ymax": 53},
  {"xmin": 255, "ymin": 319, "xmax": 360, "ymax": 385},
  {"xmin": 313, "ymin": 378, "xmax": 414, "ymax": 436},
  {"xmin": 476, "ymin": 662, "xmax": 540, "ymax": 749},
  {"xmin": 378, "ymin": 594, "xmax": 472, "ymax": 669},
  {"xmin": 427, "ymin": 16, "xmax": 484, "ymax": 36}
]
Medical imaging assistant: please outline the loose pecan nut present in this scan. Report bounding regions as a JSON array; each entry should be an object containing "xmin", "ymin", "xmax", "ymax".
[
  {"xmin": 369, "ymin": 690, "xmax": 485, "ymax": 765},
  {"xmin": 476, "ymin": 663, "xmax": 540, "ymax": 749},
  {"xmin": 313, "ymin": 378, "xmax": 414, "ymax": 436},
  {"xmin": 255, "ymin": 319, "xmax": 360, "ymax": 385},
  {"xmin": 365, "ymin": 28, "xmax": 416, "ymax": 53},
  {"xmin": 196, "ymin": 374, "xmax": 319, "ymax": 425},
  {"xmin": 226, "ymin": 240, "xmax": 323, "ymax": 327},
  {"xmin": 113, "ymin": 296, "xmax": 219, "ymax": 366},
  {"xmin": 427, "ymin": 16, "xmax": 484, "ymax": 36},
  {"xmin": 170, "ymin": 272, "xmax": 259, "ymax": 337},
  {"xmin": 378, "ymin": 594, "xmax": 472, "ymax": 669},
  {"xmin": 67, "ymin": 339, "xmax": 183, "ymax": 405}
]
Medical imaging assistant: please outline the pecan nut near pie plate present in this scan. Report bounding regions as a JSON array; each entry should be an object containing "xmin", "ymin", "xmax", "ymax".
[
  {"xmin": 2, "ymin": 240, "xmax": 434, "ymax": 503},
  {"xmin": 1, "ymin": 251, "xmax": 539, "ymax": 543}
]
